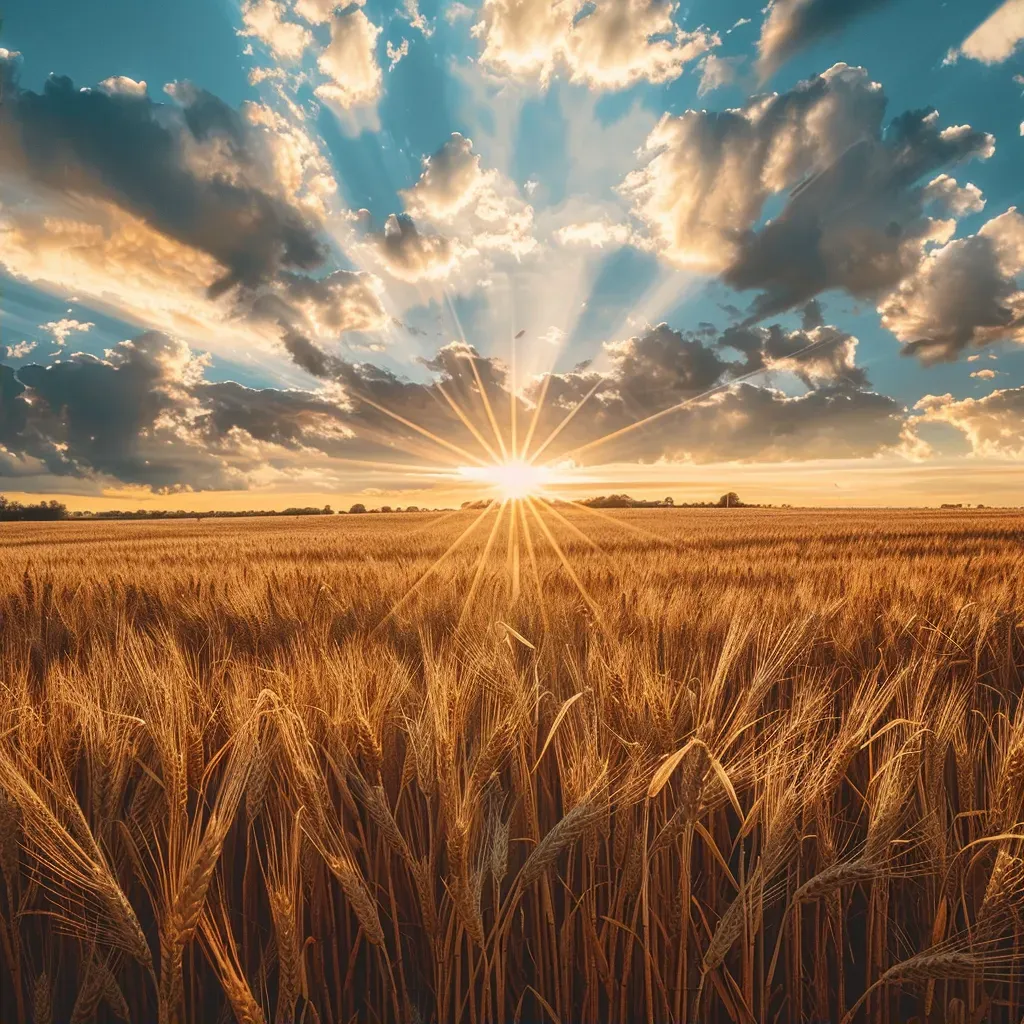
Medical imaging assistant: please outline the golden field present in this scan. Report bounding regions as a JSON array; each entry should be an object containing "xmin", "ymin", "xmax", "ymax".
[{"xmin": 0, "ymin": 507, "xmax": 1023, "ymax": 1024}]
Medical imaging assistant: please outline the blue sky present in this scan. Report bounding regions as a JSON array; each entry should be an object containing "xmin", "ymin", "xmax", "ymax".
[{"xmin": 1, "ymin": 0, "xmax": 1023, "ymax": 507}]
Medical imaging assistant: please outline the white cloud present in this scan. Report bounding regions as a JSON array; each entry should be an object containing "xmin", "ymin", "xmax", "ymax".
[
  {"xmin": 387, "ymin": 38, "xmax": 410, "ymax": 70},
  {"xmin": 402, "ymin": 0, "xmax": 433, "ymax": 37},
  {"xmin": 475, "ymin": 0, "xmax": 717, "ymax": 90},
  {"xmin": 915, "ymin": 386, "xmax": 1024, "ymax": 458},
  {"xmin": 970, "ymin": 368, "xmax": 998, "ymax": 379},
  {"xmin": 697, "ymin": 53, "xmax": 742, "ymax": 96},
  {"xmin": 314, "ymin": 9, "xmax": 384, "ymax": 110},
  {"xmin": 400, "ymin": 133, "xmax": 536, "ymax": 260},
  {"xmin": 41, "ymin": 318, "xmax": 94, "ymax": 347},
  {"xmin": 946, "ymin": 0, "xmax": 1024, "ymax": 65},
  {"xmin": 239, "ymin": 0, "xmax": 313, "ymax": 60},
  {"xmin": 3, "ymin": 341, "xmax": 37, "ymax": 360},
  {"xmin": 97, "ymin": 76, "xmax": 148, "ymax": 98},
  {"xmin": 554, "ymin": 219, "xmax": 639, "ymax": 248},
  {"xmin": 294, "ymin": 0, "xmax": 348, "ymax": 24},
  {"xmin": 620, "ymin": 64, "xmax": 994, "ymax": 320},
  {"xmin": 446, "ymin": 2, "xmax": 474, "ymax": 23}
]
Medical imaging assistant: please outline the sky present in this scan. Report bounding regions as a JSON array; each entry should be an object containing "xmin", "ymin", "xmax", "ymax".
[{"xmin": 0, "ymin": 0, "xmax": 1022, "ymax": 510}]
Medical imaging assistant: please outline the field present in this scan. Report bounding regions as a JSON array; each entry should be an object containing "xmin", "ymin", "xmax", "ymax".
[{"xmin": 0, "ymin": 508, "xmax": 1022, "ymax": 1024}]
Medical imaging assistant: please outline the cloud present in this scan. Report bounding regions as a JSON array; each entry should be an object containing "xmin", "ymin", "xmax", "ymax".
[
  {"xmin": 622, "ymin": 64, "xmax": 994, "ymax": 321},
  {"xmin": 945, "ymin": 0, "xmax": 1024, "ymax": 65},
  {"xmin": 1, "ymin": 341, "xmax": 37, "ymax": 360},
  {"xmin": 275, "ymin": 319, "xmax": 909, "ymax": 467},
  {"xmin": 239, "ymin": 0, "xmax": 313, "ymax": 61},
  {"xmin": 314, "ymin": 9, "xmax": 384, "ymax": 111},
  {"xmin": 364, "ymin": 213, "xmax": 464, "ymax": 282},
  {"xmin": 0, "ymin": 331, "xmax": 372, "ymax": 492},
  {"xmin": 0, "ymin": 59, "xmax": 327, "ymax": 296},
  {"xmin": 388, "ymin": 39, "xmax": 410, "ymax": 70},
  {"xmin": 361, "ymin": 133, "xmax": 535, "ymax": 283},
  {"xmin": 878, "ymin": 208, "xmax": 1024, "ymax": 362},
  {"xmin": 3, "ymin": 316, "xmax": 915, "ymax": 492},
  {"xmin": 0, "ymin": 55, "xmax": 386, "ymax": 366},
  {"xmin": 97, "ymin": 76, "xmax": 148, "ymax": 98},
  {"xmin": 915, "ymin": 386, "xmax": 1024, "ymax": 457},
  {"xmin": 446, "ymin": 2, "xmax": 474, "ymax": 23},
  {"xmin": 757, "ymin": 0, "xmax": 896, "ymax": 78},
  {"xmin": 474, "ymin": 0, "xmax": 717, "ymax": 90},
  {"xmin": 554, "ymin": 219, "xmax": 642, "ymax": 248},
  {"xmin": 293, "ymin": 0, "xmax": 344, "ymax": 24},
  {"xmin": 401, "ymin": 133, "xmax": 535, "ymax": 257},
  {"xmin": 697, "ymin": 54, "xmax": 743, "ymax": 96},
  {"xmin": 41, "ymin": 318, "xmax": 94, "ymax": 347},
  {"xmin": 970, "ymin": 368, "xmax": 997, "ymax": 379}
]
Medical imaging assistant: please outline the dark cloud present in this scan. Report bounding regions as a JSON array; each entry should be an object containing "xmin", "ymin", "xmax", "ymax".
[
  {"xmin": 879, "ymin": 208, "xmax": 1024, "ymax": 362},
  {"xmin": 0, "ymin": 56, "xmax": 325, "ymax": 296},
  {"xmin": 725, "ymin": 116, "xmax": 994, "ymax": 321},
  {"xmin": 0, "ymin": 316, "xmax": 911, "ymax": 492},
  {"xmin": 624, "ymin": 64, "xmax": 994, "ymax": 329},
  {"xmin": 757, "ymin": 0, "xmax": 897, "ymax": 77}
]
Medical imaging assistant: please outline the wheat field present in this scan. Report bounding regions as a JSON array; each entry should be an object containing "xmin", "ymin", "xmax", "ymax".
[{"xmin": 0, "ymin": 508, "xmax": 1022, "ymax": 1024}]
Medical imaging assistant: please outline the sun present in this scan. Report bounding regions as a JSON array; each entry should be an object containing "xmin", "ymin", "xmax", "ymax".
[{"xmin": 459, "ymin": 459, "xmax": 553, "ymax": 501}]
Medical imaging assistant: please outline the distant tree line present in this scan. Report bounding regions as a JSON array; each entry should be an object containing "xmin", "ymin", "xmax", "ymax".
[
  {"xmin": 0, "ymin": 496, "xmax": 69, "ymax": 521},
  {"xmin": 459, "ymin": 492, "xmax": 760, "ymax": 510}
]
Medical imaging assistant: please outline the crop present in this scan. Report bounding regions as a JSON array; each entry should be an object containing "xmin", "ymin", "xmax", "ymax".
[{"xmin": 0, "ymin": 508, "xmax": 1022, "ymax": 1022}]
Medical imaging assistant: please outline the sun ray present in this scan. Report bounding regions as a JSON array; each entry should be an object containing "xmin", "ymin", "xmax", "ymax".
[
  {"xmin": 458, "ymin": 500, "xmax": 509, "ymax": 628},
  {"xmin": 510, "ymin": 328, "xmax": 519, "ymax": 461},
  {"xmin": 557, "ymin": 497, "xmax": 679, "ymax": 548},
  {"xmin": 519, "ymin": 368, "xmax": 552, "ymax": 464},
  {"xmin": 375, "ymin": 501, "xmax": 498, "ymax": 628},
  {"xmin": 466, "ymin": 349, "xmax": 510, "ymax": 462},
  {"xmin": 436, "ymin": 381, "xmax": 502, "ymax": 464},
  {"xmin": 524, "ymin": 496, "xmax": 604, "ymax": 625},
  {"xmin": 527, "ymin": 375, "xmax": 607, "ymax": 465},
  {"xmin": 531, "ymin": 494, "xmax": 602, "ymax": 553},
  {"xmin": 517, "ymin": 497, "xmax": 549, "ymax": 631},
  {"xmin": 348, "ymin": 386, "xmax": 491, "ymax": 468},
  {"xmin": 505, "ymin": 496, "xmax": 521, "ymax": 603}
]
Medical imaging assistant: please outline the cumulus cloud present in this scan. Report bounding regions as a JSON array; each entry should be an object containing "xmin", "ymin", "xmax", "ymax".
[
  {"xmin": 474, "ymin": 0, "xmax": 717, "ymax": 90},
  {"xmin": 359, "ymin": 133, "xmax": 536, "ymax": 284},
  {"xmin": 364, "ymin": 213, "xmax": 464, "ymax": 282},
  {"xmin": 239, "ymin": 0, "xmax": 313, "ymax": 60},
  {"xmin": 878, "ymin": 208, "xmax": 1024, "ymax": 362},
  {"xmin": 293, "ymin": 0, "xmax": 343, "ymax": 24},
  {"xmin": 0, "ymin": 55, "xmax": 386, "ymax": 366},
  {"xmin": 97, "ymin": 76, "xmax": 148, "ymax": 98},
  {"xmin": 970, "ymin": 368, "xmax": 998, "ymax": 379},
  {"xmin": 0, "ymin": 332, "xmax": 371, "ymax": 492},
  {"xmin": 400, "ymin": 133, "xmax": 536, "ymax": 258},
  {"xmin": 314, "ymin": 9, "xmax": 383, "ymax": 111},
  {"xmin": 1, "ymin": 341, "xmax": 37, "ymax": 360},
  {"xmin": 41, "ymin": 318, "xmax": 94, "ymax": 347},
  {"xmin": 0, "ymin": 60, "xmax": 326, "ymax": 296},
  {"xmin": 915, "ymin": 386, "xmax": 1024, "ymax": 457},
  {"xmin": 622, "ymin": 64, "xmax": 994, "ymax": 320},
  {"xmin": 945, "ymin": 0, "xmax": 1024, "ymax": 65},
  {"xmin": 757, "ymin": 0, "xmax": 896, "ymax": 78},
  {"xmin": 273, "ymin": 316, "xmax": 908, "ymax": 468}
]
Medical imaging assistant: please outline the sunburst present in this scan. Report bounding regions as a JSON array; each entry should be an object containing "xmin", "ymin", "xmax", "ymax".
[{"xmin": 367, "ymin": 325, "xmax": 842, "ymax": 631}]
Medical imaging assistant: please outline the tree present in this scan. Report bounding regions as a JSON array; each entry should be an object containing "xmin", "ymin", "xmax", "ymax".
[
  {"xmin": 663, "ymin": 496, "xmax": 674, "ymax": 506},
  {"xmin": 717, "ymin": 492, "xmax": 741, "ymax": 508},
  {"xmin": 349, "ymin": 503, "xmax": 367, "ymax": 514},
  {"xmin": 323, "ymin": 505, "xmax": 333, "ymax": 514}
]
